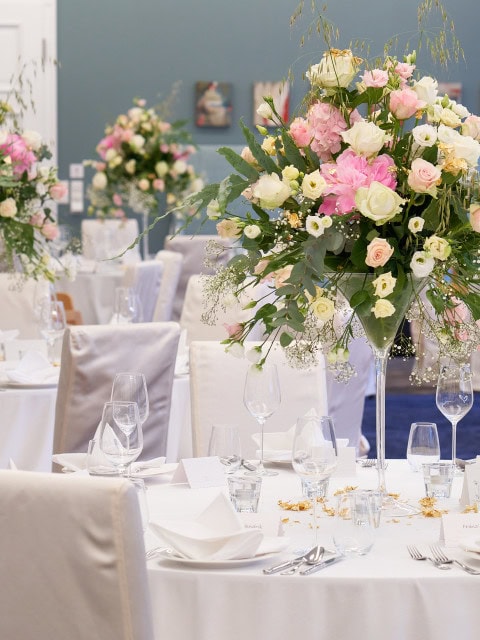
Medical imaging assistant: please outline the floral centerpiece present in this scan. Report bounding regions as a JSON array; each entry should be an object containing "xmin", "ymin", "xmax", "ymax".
[
  {"xmin": 0, "ymin": 99, "xmax": 66, "ymax": 281},
  {"xmin": 87, "ymin": 97, "xmax": 204, "ymax": 240}
]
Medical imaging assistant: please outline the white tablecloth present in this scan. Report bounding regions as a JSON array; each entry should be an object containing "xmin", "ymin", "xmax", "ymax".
[{"xmin": 145, "ymin": 461, "xmax": 480, "ymax": 640}]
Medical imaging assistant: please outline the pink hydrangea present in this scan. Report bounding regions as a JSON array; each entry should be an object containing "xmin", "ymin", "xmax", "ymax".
[
  {"xmin": 0, "ymin": 134, "xmax": 36, "ymax": 176},
  {"xmin": 289, "ymin": 117, "xmax": 313, "ymax": 147},
  {"xmin": 319, "ymin": 149, "xmax": 397, "ymax": 215},
  {"xmin": 307, "ymin": 102, "xmax": 361, "ymax": 161}
]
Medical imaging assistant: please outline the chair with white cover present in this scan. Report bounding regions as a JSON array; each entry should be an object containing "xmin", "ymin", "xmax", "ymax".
[
  {"xmin": 53, "ymin": 322, "xmax": 181, "ymax": 463},
  {"xmin": 81, "ymin": 218, "xmax": 141, "ymax": 264},
  {"xmin": 0, "ymin": 470, "xmax": 154, "ymax": 640},
  {"xmin": 0, "ymin": 274, "xmax": 47, "ymax": 338},
  {"xmin": 163, "ymin": 234, "xmax": 234, "ymax": 321},
  {"xmin": 122, "ymin": 260, "xmax": 164, "ymax": 322},
  {"xmin": 188, "ymin": 340, "xmax": 328, "ymax": 459},
  {"xmin": 152, "ymin": 250, "xmax": 183, "ymax": 321}
]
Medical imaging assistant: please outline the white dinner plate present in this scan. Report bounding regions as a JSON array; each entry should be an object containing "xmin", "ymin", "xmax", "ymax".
[
  {"xmin": 459, "ymin": 536, "xmax": 480, "ymax": 555},
  {"xmin": 0, "ymin": 380, "xmax": 58, "ymax": 389},
  {"xmin": 154, "ymin": 548, "xmax": 279, "ymax": 568}
]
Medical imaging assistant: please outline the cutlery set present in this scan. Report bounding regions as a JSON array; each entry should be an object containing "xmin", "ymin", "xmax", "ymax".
[
  {"xmin": 407, "ymin": 544, "xmax": 480, "ymax": 575},
  {"xmin": 263, "ymin": 545, "xmax": 343, "ymax": 576}
]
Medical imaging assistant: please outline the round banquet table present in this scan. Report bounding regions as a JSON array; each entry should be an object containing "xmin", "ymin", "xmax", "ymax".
[{"xmin": 145, "ymin": 460, "xmax": 480, "ymax": 640}]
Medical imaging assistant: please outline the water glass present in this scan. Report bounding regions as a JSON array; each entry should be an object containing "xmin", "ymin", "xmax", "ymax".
[
  {"xmin": 301, "ymin": 477, "xmax": 329, "ymax": 499},
  {"xmin": 422, "ymin": 462, "xmax": 455, "ymax": 498},
  {"xmin": 333, "ymin": 490, "xmax": 380, "ymax": 556},
  {"xmin": 86, "ymin": 438, "xmax": 117, "ymax": 476},
  {"xmin": 227, "ymin": 476, "xmax": 262, "ymax": 513},
  {"xmin": 208, "ymin": 424, "xmax": 242, "ymax": 473},
  {"xmin": 406, "ymin": 422, "xmax": 440, "ymax": 472}
]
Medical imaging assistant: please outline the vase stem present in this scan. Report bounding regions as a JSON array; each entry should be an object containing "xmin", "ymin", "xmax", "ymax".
[{"xmin": 373, "ymin": 347, "xmax": 390, "ymax": 495}]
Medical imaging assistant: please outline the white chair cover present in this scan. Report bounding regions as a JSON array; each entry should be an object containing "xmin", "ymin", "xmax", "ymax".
[
  {"xmin": 0, "ymin": 274, "xmax": 47, "ymax": 338},
  {"xmin": 0, "ymin": 470, "xmax": 154, "ymax": 640},
  {"xmin": 53, "ymin": 322, "xmax": 181, "ymax": 461},
  {"xmin": 163, "ymin": 234, "xmax": 234, "ymax": 321},
  {"xmin": 122, "ymin": 260, "xmax": 164, "ymax": 322},
  {"xmin": 188, "ymin": 341, "xmax": 328, "ymax": 459},
  {"xmin": 153, "ymin": 250, "xmax": 183, "ymax": 321},
  {"xmin": 81, "ymin": 218, "xmax": 141, "ymax": 263}
]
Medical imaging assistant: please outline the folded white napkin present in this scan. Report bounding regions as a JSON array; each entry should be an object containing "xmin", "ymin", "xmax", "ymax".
[
  {"xmin": 150, "ymin": 493, "xmax": 267, "ymax": 561},
  {"xmin": 5, "ymin": 350, "xmax": 59, "ymax": 384},
  {"xmin": 52, "ymin": 452, "xmax": 166, "ymax": 475}
]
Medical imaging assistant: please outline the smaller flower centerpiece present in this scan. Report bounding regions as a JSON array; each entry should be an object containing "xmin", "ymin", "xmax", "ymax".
[
  {"xmin": 0, "ymin": 100, "xmax": 66, "ymax": 281},
  {"xmin": 86, "ymin": 97, "xmax": 204, "ymax": 254}
]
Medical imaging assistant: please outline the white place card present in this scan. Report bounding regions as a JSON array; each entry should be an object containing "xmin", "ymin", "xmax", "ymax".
[
  {"xmin": 440, "ymin": 512, "xmax": 480, "ymax": 547},
  {"xmin": 171, "ymin": 456, "xmax": 225, "ymax": 489},
  {"xmin": 459, "ymin": 458, "xmax": 480, "ymax": 507},
  {"xmin": 237, "ymin": 512, "xmax": 285, "ymax": 537},
  {"xmin": 332, "ymin": 447, "xmax": 357, "ymax": 477}
]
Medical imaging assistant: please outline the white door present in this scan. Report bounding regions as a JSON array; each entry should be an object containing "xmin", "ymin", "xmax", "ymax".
[{"xmin": 0, "ymin": 0, "xmax": 57, "ymax": 158}]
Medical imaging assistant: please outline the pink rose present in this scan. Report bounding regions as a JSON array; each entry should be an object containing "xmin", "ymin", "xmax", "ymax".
[
  {"xmin": 407, "ymin": 158, "xmax": 441, "ymax": 196},
  {"xmin": 361, "ymin": 69, "xmax": 389, "ymax": 88},
  {"xmin": 153, "ymin": 179, "xmax": 165, "ymax": 191},
  {"xmin": 40, "ymin": 222, "xmax": 59, "ymax": 240},
  {"xmin": 394, "ymin": 62, "xmax": 415, "ymax": 80},
  {"xmin": 365, "ymin": 237, "xmax": 394, "ymax": 268},
  {"xmin": 49, "ymin": 182, "xmax": 68, "ymax": 201},
  {"xmin": 29, "ymin": 211, "xmax": 46, "ymax": 226},
  {"xmin": 289, "ymin": 117, "xmax": 313, "ymax": 147},
  {"xmin": 462, "ymin": 115, "xmax": 480, "ymax": 141},
  {"xmin": 470, "ymin": 204, "xmax": 480, "ymax": 232},
  {"xmin": 389, "ymin": 88, "xmax": 426, "ymax": 120},
  {"xmin": 223, "ymin": 322, "xmax": 244, "ymax": 339}
]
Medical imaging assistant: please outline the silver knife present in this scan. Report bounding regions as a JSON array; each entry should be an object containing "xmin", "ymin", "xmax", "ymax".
[
  {"xmin": 300, "ymin": 555, "xmax": 343, "ymax": 575},
  {"xmin": 263, "ymin": 555, "xmax": 306, "ymax": 575}
]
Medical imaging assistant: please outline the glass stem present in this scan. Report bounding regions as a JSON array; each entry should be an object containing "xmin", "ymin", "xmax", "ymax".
[
  {"xmin": 373, "ymin": 347, "xmax": 390, "ymax": 495},
  {"xmin": 312, "ymin": 490, "xmax": 318, "ymax": 546},
  {"xmin": 451, "ymin": 420, "xmax": 458, "ymax": 466},
  {"xmin": 258, "ymin": 417, "xmax": 266, "ymax": 473}
]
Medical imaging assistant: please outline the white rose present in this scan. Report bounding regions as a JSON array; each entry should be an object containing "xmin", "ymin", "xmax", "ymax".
[
  {"xmin": 127, "ymin": 107, "xmax": 143, "ymax": 122},
  {"xmin": 22, "ymin": 130, "xmax": 42, "ymax": 151},
  {"xmin": 372, "ymin": 272, "xmax": 397, "ymax": 298},
  {"xmin": 173, "ymin": 159, "xmax": 187, "ymax": 174},
  {"xmin": 341, "ymin": 120, "xmax": 386, "ymax": 156},
  {"xmin": 411, "ymin": 124, "xmax": 438, "ymax": 147},
  {"xmin": 307, "ymin": 49, "xmax": 358, "ymax": 89},
  {"xmin": 310, "ymin": 295, "xmax": 335, "ymax": 321},
  {"xmin": 372, "ymin": 299, "xmax": 396, "ymax": 318},
  {"xmin": 0, "ymin": 197, "xmax": 17, "ymax": 218},
  {"xmin": 438, "ymin": 108, "xmax": 461, "ymax": 128},
  {"xmin": 130, "ymin": 134, "xmax": 145, "ymax": 150},
  {"xmin": 155, "ymin": 161, "xmax": 169, "ymax": 177},
  {"xmin": 36, "ymin": 183, "xmax": 47, "ymax": 196},
  {"xmin": 244, "ymin": 224, "xmax": 261, "ymax": 239},
  {"xmin": 408, "ymin": 216, "xmax": 425, "ymax": 233},
  {"xmin": 92, "ymin": 172, "xmax": 108, "ymax": 190},
  {"xmin": 410, "ymin": 250, "xmax": 435, "ymax": 277},
  {"xmin": 251, "ymin": 173, "xmax": 291, "ymax": 209},
  {"xmin": 413, "ymin": 76, "xmax": 438, "ymax": 105},
  {"xmin": 424, "ymin": 235, "xmax": 451, "ymax": 261},
  {"xmin": 256, "ymin": 101, "xmax": 274, "ymax": 120},
  {"xmin": 301, "ymin": 170, "xmax": 327, "ymax": 200},
  {"xmin": 355, "ymin": 181, "xmax": 405, "ymax": 223}
]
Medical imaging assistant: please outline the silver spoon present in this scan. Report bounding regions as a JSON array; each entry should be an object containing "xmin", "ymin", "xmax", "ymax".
[{"xmin": 281, "ymin": 546, "xmax": 325, "ymax": 575}]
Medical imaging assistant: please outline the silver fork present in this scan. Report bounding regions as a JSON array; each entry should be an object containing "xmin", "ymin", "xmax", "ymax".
[
  {"xmin": 358, "ymin": 459, "xmax": 389, "ymax": 469},
  {"xmin": 407, "ymin": 545, "xmax": 451, "ymax": 570},
  {"xmin": 430, "ymin": 545, "xmax": 480, "ymax": 575}
]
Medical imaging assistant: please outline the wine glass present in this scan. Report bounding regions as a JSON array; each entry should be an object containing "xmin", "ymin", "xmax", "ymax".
[
  {"xmin": 113, "ymin": 287, "xmax": 142, "ymax": 323},
  {"xmin": 243, "ymin": 363, "xmax": 281, "ymax": 477},
  {"xmin": 111, "ymin": 372, "xmax": 149, "ymax": 427},
  {"xmin": 208, "ymin": 424, "xmax": 242, "ymax": 474},
  {"xmin": 38, "ymin": 297, "xmax": 66, "ymax": 364},
  {"xmin": 292, "ymin": 414, "xmax": 338, "ymax": 547},
  {"xmin": 98, "ymin": 401, "xmax": 143, "ymax": 476},
  {"xmin": 436, "ymin": 363, "xmax": 473, "ymax": 467},
  {"xmin": 406, "ymin": 422, "xmax": 440, "ymax": 472}
]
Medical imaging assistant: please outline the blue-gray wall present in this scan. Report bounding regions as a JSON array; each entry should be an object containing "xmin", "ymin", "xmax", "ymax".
[{"xmin": 57, "ymin": 0, "xmax": 480, "ymax": 250}]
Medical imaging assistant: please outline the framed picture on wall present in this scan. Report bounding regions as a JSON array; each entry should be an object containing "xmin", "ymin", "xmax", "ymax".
[
  {"xmin": 195, "ymin": 81, "xmax": 233, "ymax": 128},
  {"xmin": 253, "ymin": 81, "xmax": 290, "ymax": 126},
  {"xmin": 437, "ymin": 81, "xmax": 462, "ymax": 102}
]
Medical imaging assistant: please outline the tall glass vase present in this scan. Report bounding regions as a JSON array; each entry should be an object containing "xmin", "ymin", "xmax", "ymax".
[{"xmin": 338, "ymin": 273, "xmax": 426, "ymax": 512}]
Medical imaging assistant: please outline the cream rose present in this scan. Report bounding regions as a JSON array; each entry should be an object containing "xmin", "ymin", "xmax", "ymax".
[
  {"xmin": 310, "ymin": 295, "xmax": 335, "ymax": 321},
  {"xmin": 372, "ymin": 272, "xmax": 397, "ymax": 298},
  {"xmin": 424, "ymin": 235, "xmax": 451, "ymax": 260},
  {"xmin": 22, "ymin": 129, "xmax": 42, "ymax": 151},
  {"xmin": 173, "ymin": 159, "xmax": 187, "ymax": 174},
  {"xmin": 130, "ymin": 134, "xmax": 145, "ymax": 150},
  {"xmin": 341, "ymin": 120, "xmax": 386, "ymax": 156},
  {"xmin": 438, "ymin": 108, "xmax": 461, "ymax": 128},
  {"xmin": 251, "ymin": 173, "xmax": 291, "ymax": 209},
  {"xmin": 410, "ymin": 251, "xmax": 435, "ymax": 277},
  {"xmin": 469, "ymin": 204, "xmax": 480, "ymax": 232},
  {"xmin": 462, "ymin": 115, "xmax": 480, "ymax": 141},
  {"xmin": 244, "ymin": 224, "xmax": 261, "ymax": 239},
  {"xmin": 307, "ymin": 49, "xmax": 359, "ymax": 89},
  {"xmin": 216, "ymin": 218, "xmax": 242, "ymax": 239},
  {"xmin": 301, "ymin": 170, "xmax": 327, "ymax": 200},
  {"xmin": 282, "ymin": 165, "xmax": 300, "ymax": 181},
  {"xmin": 365, "ymin": 237, "xmax": 394, "ymax": 268},
  {"xmin": 92, "ymin": 172, "xmax": 108, "ymax": 190},
  {"xmin": 0, "ymin": 197, "xmax": 17, "ymax": 218},
  {"xmin": 355, "ymin": 181, "xmax": 405, "ymax": 223},
  {"xmin": 155, "ymin": 161, "xmax": 169, "ymax": 177},
  {"xmin": 372, "ymin": 299, "xmax": 396, "ymax": 318},
  {"xmin": 407, "ymin": 158, "xmax": 442, "ymax": 197}
]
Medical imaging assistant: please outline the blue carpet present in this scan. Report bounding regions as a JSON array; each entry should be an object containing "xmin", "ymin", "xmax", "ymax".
[{"xmin": 361, "ymin": 393, "xmax": 480, "ymax": 460}]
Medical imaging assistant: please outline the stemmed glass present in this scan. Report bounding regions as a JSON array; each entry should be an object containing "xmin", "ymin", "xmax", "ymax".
[
  {"xmin": 436, "ymin": 363, "xmax": 473, "ymax": 467},
  {"xmin": 208, "ymin": 424, "xmax": 242, "ymax": 474},
  {"xmin": 38, "ymin": 297, "xmax": 66, "ymax": 364},
  {"xmin": 243, "ymin": 363, "xmax": 281, "ymax": 477},
  {"xmin": 111, "ymin": 372, "xmax": 149, "ymax": 427},
  {"xmin": 113, "ymin": 287, "xmax": 142, "ymax": 323},
  {"xmin": 98, "ymin": 400, "xmax": 143, "ymax": 476},
  {"xmin": 292, "ymin": 415, "xmax": 338, "ymax": 547}
]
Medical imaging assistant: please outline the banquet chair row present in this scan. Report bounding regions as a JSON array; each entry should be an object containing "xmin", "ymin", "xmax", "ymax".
[
  {"xmin": 53, "ymin": 322, "xmax": 181, "ymax": 463},
  {"xmin": 0, "ymin": 470, "xmax": 154, "ymax": 640}
]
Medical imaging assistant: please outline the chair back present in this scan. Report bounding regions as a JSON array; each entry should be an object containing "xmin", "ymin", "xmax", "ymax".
[
  {"xmin": 0, "ymin": 274, "xmax": 41, "ymax": 338},
  {"xmin": 189, "ymin": 341, "xmax": 328, "ymax": 458},
  {"xmin": 53, "ymin": 322, "xmax": 181, "ymax": 462},
  {"xmin": 152, "ymin": 250, "xmax": 183, "ymax": 321},
  {"xmin": 81, "ymin": 218, "xmax": 141, "ymax": 263},
  {"xmin": 122, "ymin": 260, "xmax": 164, "ymax": 322},
  {"xmin": 0, "ymin": 470, "xmax": 154, "ymax": 640},
  {"xmin": 56, "ymin": 291, "xmax": 84, "ymax": 325}
]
